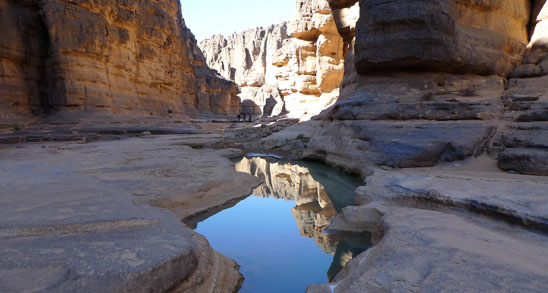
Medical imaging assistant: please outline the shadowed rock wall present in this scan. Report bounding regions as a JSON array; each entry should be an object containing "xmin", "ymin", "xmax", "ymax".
[
  {"xmin": 0, "ymin": 0, "xmax": 240, "ymax": 121},
  {"xmin": 354, "ymin": 0, "xmax": 530, "ymax": 75},
  {"xmin": 0, "ymin": 0, "xmax": 50, "ymax": 116}
]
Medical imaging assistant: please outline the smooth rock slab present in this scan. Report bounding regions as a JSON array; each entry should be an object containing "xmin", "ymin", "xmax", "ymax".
[
  {"xmin": 0, "ymin": 136, "xmax": 258, "ymax": 292},
  {"xmin": 0, "ymin": 159, "xmax": 198, "ymax": 292},
  {"xmin": 303, "ymin": 120, "xmax": 495, "ymax": 176},
  {"xmin": 356, "ymin": 159, "xmax": 548, "ymax": 230},
  {"xmin": 309, "ymin": 206, "xmax": 548, "ymax": 292}
]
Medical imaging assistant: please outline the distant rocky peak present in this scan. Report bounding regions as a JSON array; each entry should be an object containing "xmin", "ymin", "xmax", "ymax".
[{"xmin": 200, "ymin": 0, "xmax": 345, "ymax": 120}]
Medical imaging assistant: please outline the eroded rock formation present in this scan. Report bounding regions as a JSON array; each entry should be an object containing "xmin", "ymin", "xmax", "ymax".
[
  {"xmin": 262, "ymin": 1, "xmax": 548, "ymax": 291},
  {"xmin": 294, "ymin": 0, "xmax": 548, "ymax": 176},
  {"xmin": 0, "ymin": 136, "xmax": 259, "ymax": 292},
  {"xmin": 0, "ymin": 0, "xmax": 240, "ymax": 122},
  {"xmin": 246, "ymin": 2, "xmax": 548, "ymax": 289},
  {"xmin": 200, "ymin": 0, "xmax": 345, "ymax": 119}
]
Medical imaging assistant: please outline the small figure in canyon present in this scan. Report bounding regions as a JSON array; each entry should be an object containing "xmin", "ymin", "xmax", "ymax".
[
  {"xmin": 168, "ymin": 107, "xmax": 173, "ymax": 118},
  {"xmin": 237, "ymin": 114, "xmax": 241, "ymax": 122}
]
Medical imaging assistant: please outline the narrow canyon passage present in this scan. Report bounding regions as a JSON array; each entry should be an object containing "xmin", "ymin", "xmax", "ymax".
[{"xmin": 1, "ymin": 0, "xmax": 547, "ymax": 292}]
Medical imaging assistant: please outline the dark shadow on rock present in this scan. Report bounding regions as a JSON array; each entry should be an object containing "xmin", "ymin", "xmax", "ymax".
[{"xmin": 240, "ymin": 99, "xmax": 261, "ymax": 118}]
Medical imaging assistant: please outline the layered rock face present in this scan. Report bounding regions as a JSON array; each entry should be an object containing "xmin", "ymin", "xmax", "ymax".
[
  {"xmin": 0, "ymin": 0, "xmax": 240, "ymax": 121},
  {"xmin": 200, "ymin": 0, "xmax": 345, "ymax": 119},
  {"xmin": 290, "ymin": 1, "xmax": 548, "ymax": 289},
  {"xmin": 299, "ymin": 0, "xmax": 548, "ymax": 176},
  {"xmin": 491, "ymin": 1, "xmax": 548, "ymax": 175},
  {"xmin": 0, "ymin": 0, "xmax": 50, "ymax": 119},
  {"xmin": 0, "ymin": 136, "xmax": 259, "ymax": 292},
  {"xmin": 354, "ymin": 0, "xmax": 529, "ymax": 75}
]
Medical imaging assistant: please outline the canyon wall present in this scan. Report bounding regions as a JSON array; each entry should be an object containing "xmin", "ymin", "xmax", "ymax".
[
  {"xmin": 0, "ymin": 0, "xmax": 240, "ymax": 121},
  {"xmin": 200, "ymin": 0, "xmax": 345, "ymax": 119},
  {"xmin": 300, "ymin": 0, "xmax": 548, "ymax": 176}
]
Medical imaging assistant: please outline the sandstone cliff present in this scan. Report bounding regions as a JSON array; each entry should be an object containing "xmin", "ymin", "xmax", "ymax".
[
  {"xmin": 297, "ymin": 2, "xmax": 548, "ymax": 290},
  {"xmin": 296, "ymin": 0, "xmax": 548, "ymax": 176},
  {"xmin": 0, "ymin": 0, "xmax": 239, "ymax": 122},
  {"xmin": 200, "ymin": 0, "xmax": 345, "ymax": 119}
]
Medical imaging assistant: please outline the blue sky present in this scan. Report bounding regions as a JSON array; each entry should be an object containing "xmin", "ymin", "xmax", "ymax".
[{"xmin": 180, "ymin": 0, "xmax": 296, "ymax": 41}]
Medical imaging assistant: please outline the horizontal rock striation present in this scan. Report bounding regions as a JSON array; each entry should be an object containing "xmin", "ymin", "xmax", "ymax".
[
  {"xmin": 200, "ymin": 0, "xmax": 345, "ymax": 119},
  {"xmin": 310, "ymin": 205, "xmax": 548, "ymax": 292},
  {"xmin": 286, "ymin": 1, "xmax": 548, "ymax": 291},
  {"xmin": 0, "ymin": 136, "xmax": 258, "ymax": 292},
  {"xmin": 306, "ymin": 157, "xmax": 548, "ymax": 292},
  {"xmin": 0, "ymin": 0, "xmax": 240, "ymax": 122},
  {"xmin": 355, "ymin": 0, "xmax": 530, "ymax": 76},
  {"xmin": 492, "ymin": 1, "xmax": 548, "ymax": 176},
  {"xmin": 297, "ymin": 0, "xmax": 548, "ymax": 176},
  {"xmin": 252, "ymin": 1, "xmax": 548, "ymax": 291}
]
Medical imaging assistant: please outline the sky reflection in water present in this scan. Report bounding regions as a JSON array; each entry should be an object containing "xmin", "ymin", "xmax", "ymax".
[{"xmin": 194, "ymin": 157, "xmax": 370, "ymax": 292}]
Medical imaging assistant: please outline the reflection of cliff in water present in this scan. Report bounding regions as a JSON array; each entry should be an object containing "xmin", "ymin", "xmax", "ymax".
[{"xmin": 234, "ymin": 156, "xmax": 369, "ymax": 279}]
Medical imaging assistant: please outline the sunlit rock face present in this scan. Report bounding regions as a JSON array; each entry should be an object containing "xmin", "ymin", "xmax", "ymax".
[
  {"xmin": 200, "ymin": 0, "xmax": 345, "ymax": 119},
  {"xmin": 493, "ymin": 0, "xmax": 548, "ymax": 176},
  {"xmin": 0, "ymin": 0, "xmax": 240, "ymax": 121},
  {"xmin": 299, "ymin": 0, "xmax": 548, "ymax": 176},
  {"xmin": 200, "ymin": 23, "xmax": 291, "ymax": 117},
  {"xmin": 234, "ymin": 157, "xmax": 356, "ymax": 254}
]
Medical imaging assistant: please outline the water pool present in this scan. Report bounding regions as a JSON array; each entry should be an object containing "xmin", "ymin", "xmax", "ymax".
[{"xmin": 192, "ymin": 156, "xmax": 371, "ymax": 292}]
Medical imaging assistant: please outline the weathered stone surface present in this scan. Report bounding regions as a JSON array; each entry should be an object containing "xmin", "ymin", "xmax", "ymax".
[
  {"xmin": 498, "ymin": 148, "xmax": 548, "ymax": 175},
  {"xmin": 309, "ymin": 206, "xmax": 548, "ymax": 292},
  {"xmin": 0, "ymin": 136, "xmax": 259, "ymax": 292},
  {"xmin": 356, "ymin": 162, "xmax": 548, "ymax": 230},
  {"xmin": 0, "ymin": 0, "xmax": 240, "ymax": 123},
  {"xmin": 0, "ymin": 0, "xmax": 49, "ymax": 117},
  {"xmin": 354, "ymin": 0, "xmax": 530, "ymax": 76},
  {"xmin": 509, "ymin": 64, "xmax": 543, "ymax": 78},
  {"xmin": 491, "ymin": 72, "xmax": 548, "ymax": 175},
  {"xmin": 303, "ymin": 120, "xmax": 495, "ymax": 177},
  {"xmin": 278, "ymin": 0, "xmax": 548, "ymax": 176},
  {"xmin": 307, "ymin": 157, "xmax": 548, "ymax": 292},
  {"xmin": 293, "ymin": 71, "xmax": 505, "ymax": 176},
  {"xmin": 200, "ymin": 0, "xmax": 344, "ymax": 119}
]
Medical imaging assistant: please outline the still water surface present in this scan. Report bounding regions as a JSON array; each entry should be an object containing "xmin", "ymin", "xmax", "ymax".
[{"xmin": 194, "ymin": 156, "xmax": 370, "ymax": 292}]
